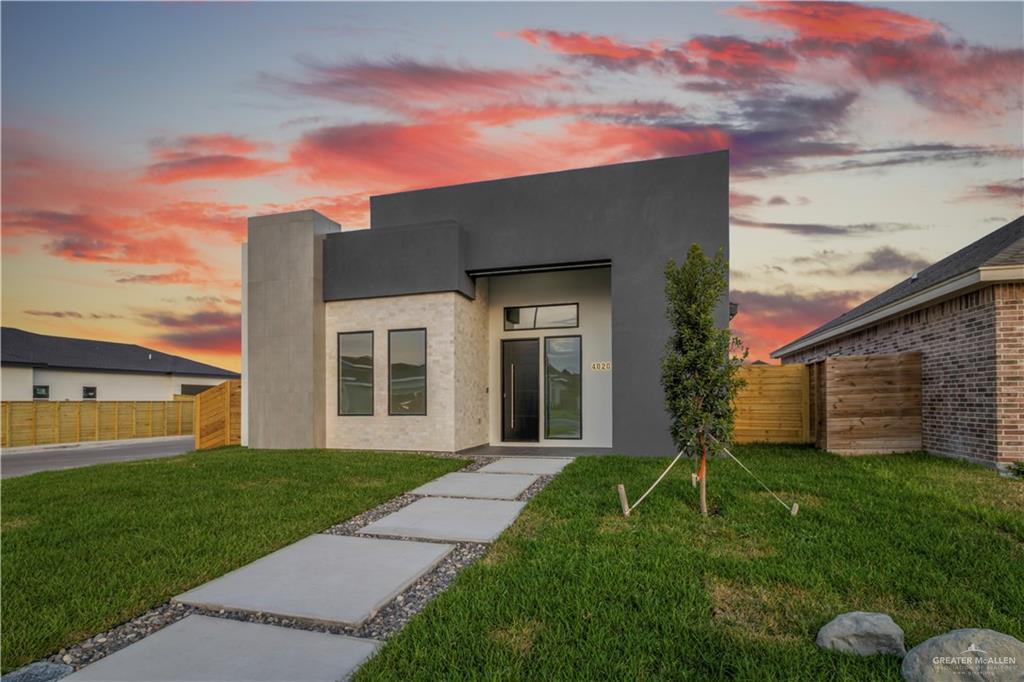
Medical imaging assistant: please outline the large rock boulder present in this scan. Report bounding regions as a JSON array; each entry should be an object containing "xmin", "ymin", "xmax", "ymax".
[
  {"xmin": 901, "ymin": 628, "xmax": 1024, "ymax": 682},
  {"xmin": 816, "ymin": 611, "xmax": 907, "ymax": 657}
]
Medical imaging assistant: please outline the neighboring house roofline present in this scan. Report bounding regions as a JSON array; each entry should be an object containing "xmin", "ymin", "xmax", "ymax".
[
  {"xmin": 771, "ymin": 263, "xmax": 1023, "ymax": 358},
  {"xmin": 0, "ymin": 327, "xmax": 239, "ymax": 378},
  {"xmin": 771, "ymin": 215, "xmax": 1024, "ymax": 359},
  {"xmin": 0, "ymin": 360, "xmax": 238, "ymax": 378}
]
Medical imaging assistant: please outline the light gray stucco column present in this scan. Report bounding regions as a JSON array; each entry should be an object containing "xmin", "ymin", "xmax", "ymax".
[{"xmin": 246, "ymin": 210, "xmax": 340, "ymax": 449}]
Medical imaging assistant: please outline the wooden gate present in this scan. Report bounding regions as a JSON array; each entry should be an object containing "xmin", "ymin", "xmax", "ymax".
[
  {"xmin": 810, "ymin": 353, "xmax": 922, "ymax": 454},
  {"xmin": 194, "ymin": 380, "xmax": 241, "ymax": 450}
]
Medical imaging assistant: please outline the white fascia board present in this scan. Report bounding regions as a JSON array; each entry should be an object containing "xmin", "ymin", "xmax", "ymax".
[{"xmin": 771, "ymin": 264, "xmax": 1024, "ymax": 359}]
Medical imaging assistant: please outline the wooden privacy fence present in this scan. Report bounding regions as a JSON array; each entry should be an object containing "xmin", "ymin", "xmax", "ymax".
[
  {"xmin": 194, "ymin": 380, "xmax": 241, "ymax": 450},
  {"xmin": 810, "ymin": 353, "xmax": 922, "ymax": 455},
  {"xmin": 734, "ymin": 364, "xmax": 812, "ymax": 444},
  {"xmin": 1, "ymin": 400, "xmax": 194, "ymax": 448}
]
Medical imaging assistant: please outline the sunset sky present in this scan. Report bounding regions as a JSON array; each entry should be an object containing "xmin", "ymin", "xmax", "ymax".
[{"xmin": 2, "ymin": 1, "xmax": 1022, "ymax": 371}]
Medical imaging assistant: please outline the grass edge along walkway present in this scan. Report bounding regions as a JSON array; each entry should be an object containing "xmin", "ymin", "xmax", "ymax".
[
  {"xmin": 0, "ymin": 447, "xmax": 464, "ymax": 672},
  {"xmin": 356, "ymin": 446, "xmax": 1024, "ymax": 682}
]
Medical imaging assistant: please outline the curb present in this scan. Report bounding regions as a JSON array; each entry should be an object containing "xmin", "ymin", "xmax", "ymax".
[{"xmin": 1, "ymin": 435, "xmax": 193, "ymax": 456}]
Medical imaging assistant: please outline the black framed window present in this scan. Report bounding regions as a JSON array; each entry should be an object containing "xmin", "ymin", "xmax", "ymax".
[
  {"xmin": 180, "ymin": 384, "xmax": 211, "ymax": 396},
  {"xmin": 32, "ymin": 385, "xmax": 49, "ymax": 400},
  {"xmin": 82, "ymin": 386, "xmax": 97, "ymax": 400},
  {"xmin": 389, "ymin": 329, "xmax": 426, "ymax": 415},
  {"xmin": 545, "ymin": 336, "xmax": 582, "ymax": 439},
  {"xmin": 338, "ymin": 331, "xmax": 374, "ymax": 416},
  {"xmin": 504, "ymin": 303, "xmax": 578, "ymax": 331}
]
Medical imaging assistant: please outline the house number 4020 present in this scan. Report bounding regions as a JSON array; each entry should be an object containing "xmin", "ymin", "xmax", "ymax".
[{"xmin": 591, "ymin": 361, "xmax": 612, "ymax": 371}]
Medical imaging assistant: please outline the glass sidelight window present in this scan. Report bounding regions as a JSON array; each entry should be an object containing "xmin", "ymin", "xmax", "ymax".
[
  {"xmin": 504, "ymin": 303, "xmax": 578, "ymax": 331},
  {"xmin": 389, "ymin": 329, "xmax": 427, "ymax": 415},
  {"xmin": 338, "ymin": 332, "xmax": 374, "ymax": 415},
  {"xmin": 545, "ymin": 336, "xmax": 582, "ymax": 439}
]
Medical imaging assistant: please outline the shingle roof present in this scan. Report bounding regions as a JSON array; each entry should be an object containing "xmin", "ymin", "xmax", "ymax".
[
  {"xmin": 1, "ymin": 327, "xmax": 239, "ymax": 377},
  {"xmin": 774, "ymin": 215, "xmax": 1024, "ymax": 356}
]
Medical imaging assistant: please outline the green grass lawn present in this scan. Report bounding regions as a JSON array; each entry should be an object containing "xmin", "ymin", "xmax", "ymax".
[
  {"xmin": 357, "ymin": 446, "xmax": 1024, "ymax": 681},
  {"xmin": 0, "ymin": 447, "xmax": 463, "ymax": 672}
]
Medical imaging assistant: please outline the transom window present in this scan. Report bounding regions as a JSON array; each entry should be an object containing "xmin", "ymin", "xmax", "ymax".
[{"xmin": 504, "ymin": 303, "xmax": 578, "ymax": 331}]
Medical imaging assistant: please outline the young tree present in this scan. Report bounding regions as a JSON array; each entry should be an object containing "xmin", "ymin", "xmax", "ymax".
[{"xmin": 661, "ymin": 244, "xmax": 747, "ymax": 516}]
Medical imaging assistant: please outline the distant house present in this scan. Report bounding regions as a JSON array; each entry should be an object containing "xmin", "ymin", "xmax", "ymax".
[
  {"xmin": 773, "ymin": 216, "xmax": 1023, "ymax": 468},
  {"xmin": 1, "ymin": 327, "xmax": 239, "ymax": 402}
]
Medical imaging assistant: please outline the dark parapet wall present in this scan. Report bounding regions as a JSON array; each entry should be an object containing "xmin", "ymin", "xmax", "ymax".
[
  {"xmin": 323, "ymin": 220, "xmax": 474, "ymax": 301},
  {"xmin": 348, "ymin": 152, "xmax": 730, "ymax": 456}
]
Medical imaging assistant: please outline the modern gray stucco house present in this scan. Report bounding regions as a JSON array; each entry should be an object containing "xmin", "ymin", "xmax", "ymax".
[{"xmin": 242, "ymin": 151, "xmax": 729, "ymax": 456}]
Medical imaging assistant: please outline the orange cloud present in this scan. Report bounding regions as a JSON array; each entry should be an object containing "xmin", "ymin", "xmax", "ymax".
[
  {"xmin": 731, "ymin": 289, "xmax": 868, "ymax": 361},
  {"xmin": 516, "ymin": 28, "xmax": 663, "ymax": 61},
  {"xmin": 727, "ymin": 1, "xmax": 940, "ymax": 43},
  {"xmin": 144, "ymin": 133, "xmax": 283, "ymax": 184}
]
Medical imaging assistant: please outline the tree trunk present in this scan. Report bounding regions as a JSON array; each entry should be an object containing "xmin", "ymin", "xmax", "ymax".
[{"xmin": 698, "ymin": 432, "xmax": 708, "ymax": 517}]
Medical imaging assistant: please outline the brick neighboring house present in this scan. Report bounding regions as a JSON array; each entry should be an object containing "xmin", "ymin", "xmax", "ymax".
[{"xmin": 773, "ymin": 216, "xmax": 1023, "ymax": 469}]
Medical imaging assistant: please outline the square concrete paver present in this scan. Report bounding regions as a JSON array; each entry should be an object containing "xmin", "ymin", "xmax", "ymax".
[
  {"xmin": 477, "ymin": 457, "xmax": 574, "ymax": 475},
  {"xmin": 410, "ymin": 472, "xmax": 538, "ymax": 499},
  {"xmin": 64, "ymin": 615, "xmax": 379, "ymax": 682},
  {"xmin": 174, "ymin": 535, "xmax": 451, "ymax": 625},
  {"xmin": 358, "ymin": 497, "xmax": 526, "ymax": 543}
]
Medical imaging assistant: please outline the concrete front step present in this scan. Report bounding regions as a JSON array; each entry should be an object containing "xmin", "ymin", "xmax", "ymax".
[
  {"xmin": 174, "ymin": 535, "xmax": 452, "ymax": 626},
  {"xmin": 409, "ymin": 472, "xmax": 538, "ymax": 499},
  {"xmin": 477, "ymin": 457, "xmax": 574, "ymax": 475},
  {"xmin": 63, "ymin": 615, "xmax": 379, "ymax": 682},
  {"xmin": 358, "ymin": 497, "xmax": 526, "ymax": 543}
]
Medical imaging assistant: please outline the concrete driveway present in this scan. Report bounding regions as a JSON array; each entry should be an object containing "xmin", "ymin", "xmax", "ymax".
[{"xmin": 1, "ymin": 436, "xmax": 195, "ymax": 479}]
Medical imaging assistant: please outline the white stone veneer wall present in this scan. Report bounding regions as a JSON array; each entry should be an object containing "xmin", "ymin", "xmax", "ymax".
[{"xmin": 325, "ymin": 289, "xmax": 488, "ymax": 452}]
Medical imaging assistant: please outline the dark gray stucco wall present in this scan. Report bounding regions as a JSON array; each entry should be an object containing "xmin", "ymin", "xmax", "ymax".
[
  {"xmin": 359, "ymin": 151, "xmax": 729, "ymax": 456},
  {"xmin": 324, "ymin": 220, "xmax": 475, "ymax": 300}
]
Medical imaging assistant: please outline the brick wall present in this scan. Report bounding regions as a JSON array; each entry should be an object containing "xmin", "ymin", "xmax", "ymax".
[
  {"xmin": 781, "ymin": 284, "xmax": 1023, "ymax": 467},
  {"xmin": 995, "ymin": 283, "xmax": 1024, "ymax": 465},
  {"xmin": 325, "ymin": 292, "xmax": 461, "ymax": 452}
]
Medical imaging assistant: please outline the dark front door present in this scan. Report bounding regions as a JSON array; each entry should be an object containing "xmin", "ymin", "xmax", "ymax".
[{"xmin": 502, "ymin": 339, "xmax": 539, "ymax": 442}]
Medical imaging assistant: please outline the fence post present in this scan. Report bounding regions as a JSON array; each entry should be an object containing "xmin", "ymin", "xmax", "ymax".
[
  {"xmin": 224, "ymin": 383, "xmax": 230, "ymax": 444},
  {"xmin": 53, "ymin": 402, "xmax": 59, "ymax": 443},
  {"xmin": 3, "ymin": 403, "xmax": 9, "ymax": 447},
  {"xmin": 95, "ymin": 402, "xmax": 100, "ymax": 440},
  {"xmin": 195, "ymin": 393, "xmax": 202, "ymax": 449},
  {"xmin": 31, "ymin": 401, "xmax": 38, "ymax": 445},
  {"xmin": 114, "ymin": 403, "xmax": 119, "ymax": 439}
]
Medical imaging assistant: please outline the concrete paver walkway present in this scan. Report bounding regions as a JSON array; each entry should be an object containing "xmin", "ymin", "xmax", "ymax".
[
  {"xmin": 174, "ymin": 535, "xmax": 452, "ymax": 626},
  {"xmin": 409, "ymin": 471, "xmax": 538, "ymax": 499},
  {"xmin": 59, "ymin": 454, "xmax": 574, "ymax": 682},
  {"xmin": 64, "ymin": 615, "xmax": 379, "ymax": 682},
  {"xmin": 477, "ymin": 457, "xmax": 574, "ymax": 475},
  {"xmin": 359, "ymin": 497, "xmax": 527, "ymax": 543}
]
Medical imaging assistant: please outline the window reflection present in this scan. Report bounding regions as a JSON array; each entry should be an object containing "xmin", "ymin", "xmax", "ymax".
[
  {"xmin": 505, "ymin": 304, "xmax": 578, "ymax": 330},
  {"xmin": 339, "ymin": 332, "xmax": 373, "ymax": 415},
  {"xmin": 545, "ymin": 336, "xmax": 581, "ymax": 439},
  {"xmin": 389, "ymin": 329, "xmax": 427, "ymax": 415}
]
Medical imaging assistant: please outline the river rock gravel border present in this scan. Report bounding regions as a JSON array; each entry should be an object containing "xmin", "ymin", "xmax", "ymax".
[{"xmin": 35, "ymin": 455, "xmax": 560, "ymax": 676}]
